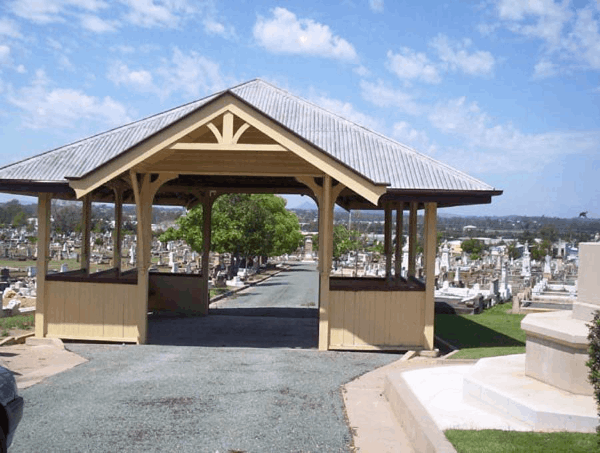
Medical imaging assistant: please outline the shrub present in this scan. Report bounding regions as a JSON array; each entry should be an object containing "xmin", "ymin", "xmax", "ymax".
[{"xmin": 586, "ymin": 310, "xmax": 600, "ymax": 443}]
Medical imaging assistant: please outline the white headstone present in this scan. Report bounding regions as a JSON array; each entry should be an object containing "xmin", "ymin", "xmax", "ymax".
[
  {"xmin": 544, "ymin": 255, "xmax": 552, "ymax": 276},
  {"xmin": 60, "ymin": 264, "xmax": 69, "ymax": 273},
  {"xmin": 440, "ymin": 242, "xmax": 450, "ymax": 271},
  {"xmin": 521, "ymin": 241, "xmax": 531, "ymax": 277},
  {"xmin": 129, "ymin": 244, "xmax": 136, "ymax": 265}
]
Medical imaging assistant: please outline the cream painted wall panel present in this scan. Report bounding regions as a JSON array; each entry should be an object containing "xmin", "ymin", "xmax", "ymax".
[
  {"xmin": 44, "ymin": 280, "xmax": 140, "ymax": 342},
  {"xmin": 45, "ymin": 281, "xmax": 64, "ymax": 336},
  {"xmin": 79, "ymin": 283, "xmax": 104, "ymax": 338},
  {"xmin": 328, "ymin": 290, "xmax": 427, "ymax": 350},
  {"xmin": 342, "ymin": 291, "xmax": 356, "ymax": 346},
  {"xmin": 63, "ymin": 282, "xmax": 81, "ymax": 337},
  {"xmin": 104, "ymin": 290, "xmax": 125, "ymax": 338}
]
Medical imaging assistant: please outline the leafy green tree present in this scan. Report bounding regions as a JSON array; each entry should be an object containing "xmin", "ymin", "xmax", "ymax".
[
  {"xmin": 506, "ymin": 242, "xmax": 520, "ymax": 260},
  {"xmin": 11, "ymin": 211, "xmax": 27, "ymax": 228},
  {"xmin": 311, "ymin": 225, "xmax": 361, "ymax": 259},
  {"xmin": 160, "ymin": 194, "xmax": 302, "ymax": 259},
  {"xmin": 539, "ymin": 224, "xmax": 558, "ymax": 242},
  {"xmin": 530, "ymin": 240, "xmax": 552, "ymax": 261},
  {"xmin": 461, "ymin": 238, "xmax": 487, "ymax": 260}
]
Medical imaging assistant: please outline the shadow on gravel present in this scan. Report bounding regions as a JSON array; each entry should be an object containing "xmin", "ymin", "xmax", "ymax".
[
  {"xmin": 147, "ymin": 307, "xmax": 318, "ymax": 348},
  {"xmin": 209, "ymin": 307, "xmax": 318, "ymax": 318}
]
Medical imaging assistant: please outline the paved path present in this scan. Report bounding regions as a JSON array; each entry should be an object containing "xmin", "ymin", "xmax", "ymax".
[{"xmin": 12, "ymin": 263, "xmax": 402, "ymax": 452}]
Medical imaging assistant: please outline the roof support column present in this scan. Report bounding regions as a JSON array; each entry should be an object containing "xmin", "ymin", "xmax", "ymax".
[
  {"xmin": 395, "ymin": 204, "xmax": 404, "ymax": 280},
  {"xmin": 384, "ymin": 203, "xmax": 392, "ymax": 279},
  {"xmin": 131, "ymin": 171, "xmax": 176, "ymax": 344},
  {"xmin": 112, "ymin": 187, "xmax": 123, "ymax": 273},
  {"xmin": 297, "ymin": 175, "xmax": 344, "ymax": 351},
  {"xmin": 81, "ymin": 194, "xmax": 92, "ymax": 275},
  {"xmin": 318, "ymin": 175, "xmax": 333, "ymax": 351},
  {"xmin": 423, "ymin": 202, "xmax": 437, "ymax": 350},
  {"xmin": 35, "ymin": 193, "xmax": 51, "ymax": 339},
  {"xmin": 408, "ymin": 202, "xmax": 418, "ymax": 279},
  {"xmin": 199, "ymin": 191, "xmax": 217, "ymax": 315}
]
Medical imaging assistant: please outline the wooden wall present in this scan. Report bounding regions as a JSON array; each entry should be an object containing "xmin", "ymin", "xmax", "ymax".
[
  {"xmin": 328, "ymin": 290, "xmax": 426, "ymax": 350},
  {"xmin": 45, "ymin": 280, "xmax": 140, "ymax": 343}
]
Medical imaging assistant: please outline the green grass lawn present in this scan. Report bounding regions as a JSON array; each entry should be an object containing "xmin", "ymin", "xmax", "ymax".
[
  {"xmin": 435, "ymin": 303, "xmax": 526, "ymax": 359},
  {"xmin": 0, "ymin": 313, "xmax": 34, "ymax": 337},
  {"xmin": 209, "ymin": 288, "xmax": 230, "ymax": 299},
  {"xmin": 445, "ymin": 429, "xmax": 598, "ymax": 453}
]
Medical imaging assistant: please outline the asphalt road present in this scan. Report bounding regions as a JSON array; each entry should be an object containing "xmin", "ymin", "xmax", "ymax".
[{"xmin": 12, "ymin": 263, "xmax": 401, "ymax": 453}]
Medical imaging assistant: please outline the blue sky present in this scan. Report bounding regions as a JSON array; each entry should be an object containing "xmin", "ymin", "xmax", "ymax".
[{"xmin": 0, "ymin": 0, "xmax": 598, "ymax": 218}]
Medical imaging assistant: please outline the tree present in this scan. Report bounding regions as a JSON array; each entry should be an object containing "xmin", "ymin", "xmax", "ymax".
[
  {"xmin": 461, "ymin": 238, "xmax": 487, "ymax": 260},
  {"xmin": 160, "ymin": 194, "xmax": 303, "ymax": 259},
  {"xmin": 311, "ymin": 225, "xmax": 361, "ymax": 259},
  {"xmin": 506, "ymin": 242, "xmax": 520, "ymax": 260},
  {"xmin": 11, "ymin": 211, "xmax": 27, "ymax": 228},
  {"xmin": 530, "ymin": 240, "xmax": 552, "ymax": 261}
]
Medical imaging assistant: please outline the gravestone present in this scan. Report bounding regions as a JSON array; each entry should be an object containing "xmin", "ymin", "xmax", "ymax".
[
  {"xmin": 521, "ymin": 241, "xmax": 531, "ymax": 277},
  {"xmin": 522, "ymin": 242, "xmax": 600, "ymax": 395}
]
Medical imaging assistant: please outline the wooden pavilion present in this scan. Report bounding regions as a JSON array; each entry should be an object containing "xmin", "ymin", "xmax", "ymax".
[{"xmin": 0, "ymin": 79, "xmax": 501, "ymax": 351}]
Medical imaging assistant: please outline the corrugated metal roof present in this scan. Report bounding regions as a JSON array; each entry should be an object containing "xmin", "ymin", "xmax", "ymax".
[{"xmin": 0, "ymin": 79, "xmax": 498, "ymax": 193}]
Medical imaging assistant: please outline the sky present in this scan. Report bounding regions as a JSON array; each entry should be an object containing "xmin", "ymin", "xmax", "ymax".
[{"xmin": 0, "ymin": 0, "xmax": 598, "ymax": 218}]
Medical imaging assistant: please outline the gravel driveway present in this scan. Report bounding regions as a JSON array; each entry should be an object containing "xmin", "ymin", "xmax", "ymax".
[{"xmin": 11, "ymin": 264, "xmax": 400, "ymax": 452}]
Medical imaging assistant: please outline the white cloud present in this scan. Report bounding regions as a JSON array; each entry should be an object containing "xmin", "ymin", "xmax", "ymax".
[
  {"xmin": 568, "ymin": 5, "xmax": 600, "ymax": 70},
  {"xmin": 495, "ymin": 0, "xmax": 570, "ymax": 45},
  {"xmin": 0, "ymin": 45, "xmax": 11, "ymax": 65},
  {"xmin": 491, "ymin": 1, "xmax": 600, "ymax": 75},
  {"xmin": 7, "ymin": 69, "xmax": 131, "ymax": 129},
  {"xmin": 0, "ymin": 18, "xmax": 22, "ymax": 39},
  {"xmin": 158, "ymin": 48, "xmax": 229, "ymax": 98},
  {"xmin": 353, "ymin": 65, "xmax": 370, "ymax": 77},
  {"xmin": 369, "ymin": 0, "xmax": 384, "ymax": 13},
  {"xmin": 58, "ymin": 54, "xmax": 74, "ymax": 70},
  {"xmin": 427, "ymin": 96, "xmax": 600, "ymax": 173},
  {"xmin": 392, "ymin": 121, "xmax": 437, "ymax": 153},
  {"xmin": 80, "ymin": 14, "xmax": 118, "ymax": 33},
  {"xmin": 15, "ymin": 64, "xmax": 26, "ymax": 73},
  {"xmin": 360, "ymin": 79, "xmax": 422, "ymax": 115},
  {"xmin": 253, "ymin": 7, "xmax": 357, "ymax": 61},
  {"xmin": 431, "ymin": 34, "xmax": 495, "ymax": 76},
  {"xmin": 107, "ymin": 48, "xmax": 231, "ymax": 99},
  {"xmin": 309, "ymin": 93, "xmax": 384, "ymax": 132},
  {"xmin": 9, "ymin": 0, "xmax": 107, "ymax": 24},
  {"xmin": 386, "ymin": 48, "xmax": 441, "ymax": 84},
  {"xmin": 532, "ymin": 58, "xmax": 558, "ymax": 78},
  {"xmin": 120, "ymin": 0, "xmax": 181, "ymax": 28},
  {"xmin": 203, "ymin": 19, "xmax": 225, "ymax": 35},
  {"xmin": 108, "ymin": 62, "xmax": 156, "ymax": 92}
]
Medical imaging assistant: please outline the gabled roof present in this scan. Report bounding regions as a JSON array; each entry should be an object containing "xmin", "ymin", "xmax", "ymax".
[{"xmin": 0, "ymin": 79, "xmax": 501, "ymax": 202}]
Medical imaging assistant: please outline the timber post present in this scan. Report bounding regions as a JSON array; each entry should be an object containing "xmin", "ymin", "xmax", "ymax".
[
  {"xmin": 200, "ymin": 191, "xmax": 217, "ymax": 314},
  {"xmin": 35, "ymin": 193, "xmax": 52, "ymax": 339},
  {"xmin": 423, "ymin": 202, "xmax": 437, "ymax": 350},
  {"xmin": 131, "ymin": 172, "xmax": 176, "ymax": 344}
]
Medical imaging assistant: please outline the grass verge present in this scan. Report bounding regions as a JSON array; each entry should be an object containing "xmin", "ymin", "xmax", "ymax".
[
  {"xmin": 0, "ymin": 313, "xmax": 34, "ymax": 337},
  {"xmin": 209, "ymin": 288, "xmax": 230, "ymax": 299},
  {"xmin": 435, "ymin": 303, "xmax": 526, "ymax": 359},
  {"xmin": 445, "ymin": 429, "xmax": 597, "ymax": 453}
]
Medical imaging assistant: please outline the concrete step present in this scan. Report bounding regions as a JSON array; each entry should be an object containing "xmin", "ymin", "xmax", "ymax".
[{"xmin": 463, "ymin": 354, "xmax": 599, "ymax": 432}]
